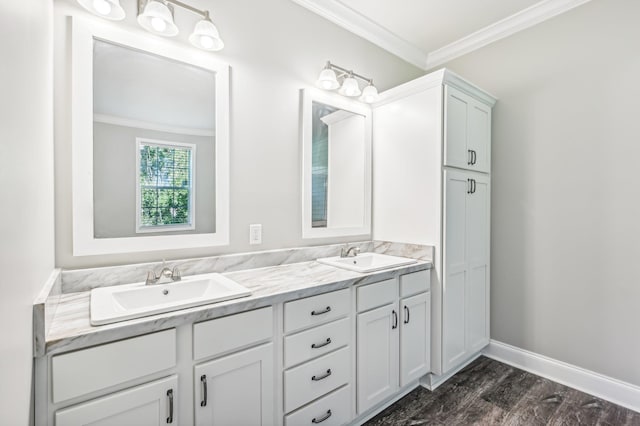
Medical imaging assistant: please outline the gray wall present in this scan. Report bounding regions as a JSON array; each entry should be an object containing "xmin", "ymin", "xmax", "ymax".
[
  {"xmin": 54, "ymin": 0, "xmax": 423, "ymax": 268},
  {"xmin": 440, "ymin": 0, "xmax": 640, "ymax": 386},
  {"xmin": 93, "ymin": 122, "xmax": 216, "ymax": 237},
  {"xmin": 0, "ymin": 0, "xmax": 55, "ymax": 424}
]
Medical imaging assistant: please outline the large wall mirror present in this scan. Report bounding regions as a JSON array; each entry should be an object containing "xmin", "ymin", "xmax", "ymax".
[
  {"xmin": 71, "ymin": 17, "xmax": 229, "ymax": 255},
  {"xmin": 301, "ymin": 89, "xmax": 372, "ymax": 239}
]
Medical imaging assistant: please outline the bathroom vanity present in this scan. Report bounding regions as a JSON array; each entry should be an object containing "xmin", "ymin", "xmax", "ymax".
[{"xmin": 34, "ymin": 243, "xmax": 433, "ymax": 425}]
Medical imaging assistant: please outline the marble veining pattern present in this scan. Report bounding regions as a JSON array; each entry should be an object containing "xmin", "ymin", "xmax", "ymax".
[
  {"xmin": 43, "ymin": 259, "xmax": 431, "ymax": 356},
  {"xmin": 365, "ymin": 356, "xmax": 640, "ymax": 425}
]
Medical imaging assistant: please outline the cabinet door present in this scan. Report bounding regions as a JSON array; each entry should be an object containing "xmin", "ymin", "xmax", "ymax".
[
  {"xmin": 400, "ymin": 292, "xmax": 430, "ymax": 387},
  {"xmin": 55, "ymin": 376, "xmax": 177, "ymax": 426},
  {"xmin": 356, "ymin": 303, "xmax": 399, "ymax": 414},
  {"xmin": 466, "ymin": 175, "xmax": 490, "ymax": 352},
  {"xmin": 467, "ymin": 100, "xmax": 491, "ymax": 173},
  {"xmin": 444, "ymin": 85, "xmax": 470, "ymax": 170},
  {"xmin": 445, "ymin": 85, "xmax": 491, "ymax": 173},
  {"xmin": 195, "ymin": 343, "xmax": 274, "ymax": 426},
  {"xmin": 443, "ymin": 169, "xmax": 468, "ymax": 372}
]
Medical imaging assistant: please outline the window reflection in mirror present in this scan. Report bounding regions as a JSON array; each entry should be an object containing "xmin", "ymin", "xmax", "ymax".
[
  {"xmin": 92, "ymin": 39, "xmax": 216, "ymax": 238},
  {"xmin": 311, "ymin": 101, "xmax": 366, "ymax": 229}
]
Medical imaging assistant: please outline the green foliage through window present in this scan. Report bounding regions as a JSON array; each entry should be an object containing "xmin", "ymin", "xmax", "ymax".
[{"xmin": 138, "ymin": 141, "xmax": 194, "ymax": 229}]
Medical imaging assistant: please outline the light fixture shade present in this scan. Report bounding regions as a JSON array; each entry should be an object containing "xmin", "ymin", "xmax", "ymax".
[
  {"xmin": 316, "ymin": 68, "xmax": 339, "ymax": 90},
  {"xmin": 339, "ymin": 76, "xmax": 361, "ymax": 97},
  {"xmin": 77, "ymin": 0, "xmax": 125, "ymax": 20},
  {"xmin": 189, "ymin": 19, "xmax": 225, "ymax": 51},
  {"xmin": 360, "ymin": 83, "xmax": 379, "ymax": 103},
  {"xmin": 137, "ymin": 0, "xmax": 179, "ymax": 37}
]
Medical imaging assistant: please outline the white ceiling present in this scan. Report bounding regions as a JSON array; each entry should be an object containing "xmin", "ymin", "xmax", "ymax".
[{"xmin": 293, "ymin": 0, "xmax": 593, "ymax": 69}]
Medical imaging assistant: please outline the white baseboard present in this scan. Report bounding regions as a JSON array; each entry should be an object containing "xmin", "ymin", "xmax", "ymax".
[{"xmin": 484, "ymin": 340, "xmax": 640, "ymax": 413}]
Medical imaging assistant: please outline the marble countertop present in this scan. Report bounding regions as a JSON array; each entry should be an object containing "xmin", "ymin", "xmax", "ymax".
[{"xmin": 43, "ymin": 259, "xmax": 431, "ymax": 356}]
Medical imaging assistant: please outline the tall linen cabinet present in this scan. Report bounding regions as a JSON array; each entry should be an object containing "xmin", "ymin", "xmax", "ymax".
[{"xmin": 372, "ymin": 69, "xmax": 496, "ymax": 381}]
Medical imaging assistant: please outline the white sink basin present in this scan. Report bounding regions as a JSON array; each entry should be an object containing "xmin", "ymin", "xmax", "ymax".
[
  {"xmin": 90, "ymin": 273, "xmax": 251, "ymax": 326},
  {"xmin": 317, "ymin": 253, "xmax": 417, "ymax": 273}
]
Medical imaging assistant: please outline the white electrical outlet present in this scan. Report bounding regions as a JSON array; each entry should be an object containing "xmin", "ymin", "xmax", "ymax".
[{"xmin": 249, "ymin": 224, "xmax": 262, "ymax": 245}]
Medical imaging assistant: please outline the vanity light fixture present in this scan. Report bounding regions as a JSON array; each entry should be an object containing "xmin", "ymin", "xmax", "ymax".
[
  {"xmin": 77, "ymin": 0, "xmax": 126, "ymax": 20},
  {"xmin": 75, "ymin": 0, "xmax": 225, "ymax": 51},
  {"xmin": 316, "ymin": 61, "xmax": 379, "ymax": 103}
]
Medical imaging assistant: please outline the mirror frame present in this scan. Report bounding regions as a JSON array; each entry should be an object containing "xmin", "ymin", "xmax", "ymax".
[
  {"xmin": 300, "ymin": 88, "xmax": 372, "ymax": 239},
  {"xmin": 70, "ymin": 17, "xmax": 230, "ymax": 255}
]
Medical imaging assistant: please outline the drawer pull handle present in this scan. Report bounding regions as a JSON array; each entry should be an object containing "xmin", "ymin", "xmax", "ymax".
[
  {"xmin": 312, "ymin": 410, "xmax": 332, "ymax": 424},
  {"xmin": 311, "ymin": 306, "xmax": 331, "ymax": 316},
  {"xmin": 166, "ymin": 389, "xmax": 174, "ymax": 424},
  {"xmin": 311, "ymin": 369, "xmax": 332, "ymax": 381},
  {"xmin": 200, "ymin": 375, "xmax": 208, "ymax": 407},
  {"xmin": 311, "ymin": 338, "xmax": 332, "ymax": 349}
]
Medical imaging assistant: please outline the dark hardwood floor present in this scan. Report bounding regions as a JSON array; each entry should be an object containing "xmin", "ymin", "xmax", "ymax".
[{"xmin": 365, "ymin": 356, "xmax": 640, "ymax": 425}]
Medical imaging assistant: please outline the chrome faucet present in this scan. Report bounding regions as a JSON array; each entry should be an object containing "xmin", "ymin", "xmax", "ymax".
[
  {"xmin": 340, "ymin": 246, "xmax": 360, "ymax": 258},
  {"xmin": 145, "ymin": 262, "xmax": 181, "ymax": 285}
]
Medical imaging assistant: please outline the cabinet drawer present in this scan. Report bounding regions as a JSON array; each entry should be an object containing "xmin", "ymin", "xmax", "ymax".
[
  {"xmin": 55, "ymin": 375, "xmax": 177, "ymax": 426},
  {"xmin": 285, "ymin": 385, "xmax": 352, "ymax": 426},
  {"xmin": 284, "ymin": 347, "xmax": 350, "ymax": 413},
  {"xmin": 284, "ymin": 318, "xmax": 350, "ymax": 368},
  {"xmin": 357, "ymin": 278, "xmax": 397, "ymax": 312},
  {"xmin": 52, "ymin": 329, "xmax": 176, "ymax": 403},
  {"xmin": 193, "ymin": 306, "xmax": 273, "ymax": 361},
  {"xmin": 284, "ymin": 289, "xmax": 350, "ymax": 334},
  {"xmin": 400, "ymin": 270, "xmax": 430, "ymax": 298}
]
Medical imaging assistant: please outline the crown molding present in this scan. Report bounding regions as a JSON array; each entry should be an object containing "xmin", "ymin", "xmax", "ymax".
[
  {"xmin": 290, "ymin": 0, "xmax": 428, "ymax": 70},
  {"xmin": 293, "ymin": 0, "xmax": 593, "ymax": 71},
  {"xmin": 425, "ymin": 0, "xmax": 594, "ymax": 69}
]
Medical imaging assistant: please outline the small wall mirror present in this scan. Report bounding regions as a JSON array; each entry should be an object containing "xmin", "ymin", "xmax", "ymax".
[
  {"xmin": 71, "ymin": 17, "xmax": 229, "ymax": 255},
  {"xmin": 301, "ymin": 89, "xmax": 372, "ymax": 239}
]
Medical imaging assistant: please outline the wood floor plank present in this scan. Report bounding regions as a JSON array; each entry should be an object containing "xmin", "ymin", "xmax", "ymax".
[{"xmin": 364, "ymin": 356, "xmax": 640, "ymax": 426}]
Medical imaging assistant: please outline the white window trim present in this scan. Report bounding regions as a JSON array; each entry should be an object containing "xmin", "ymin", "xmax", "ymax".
[{"xmin": 135, "ymin": 138, "xmax": 196, "ymax": 234}]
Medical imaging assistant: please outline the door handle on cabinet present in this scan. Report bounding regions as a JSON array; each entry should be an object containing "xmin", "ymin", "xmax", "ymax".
[
  {"xmin": 166, "ymin": 389, "xmax": 174, "ymax": 424},
  {"xmin": 472, "ymin": 179, "xmax": 477, "ymax": 194},
  {"xmin": 200, "ymin": 375, "xmax": 208, "ymax": 407},
  {"xmin": 311, "ymin": 369, "xmax": 332, "ymax": 381},
  {"xmin": 312, "ymin": 410, "xmax": 332, "ymax": 424},
  {"xmin": 467, "ymin": 179, "xmax": 472, "ymax": 194},
  {"xmin": 471, "ymin": 150, "xmax": 477, "ymax": 165},
  {"xmin": 311, "ymin": 337, "xmax": 332, "ymax": 349},
  {"xmin": 404, "ymin": 305, "xmax": 410, "ymax": 324},
  {"xmin": 467, "ymin": 149, "xmax": 473, "ymax": 165},
  {"xmin": 392, "ymin": 310, "xmax": 398, "ymax": 329}
]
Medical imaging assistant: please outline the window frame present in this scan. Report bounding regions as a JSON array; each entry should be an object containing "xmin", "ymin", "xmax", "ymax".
[{"xmin": 135, "ymin": 138, "xmax": 196, "ymax": 234}]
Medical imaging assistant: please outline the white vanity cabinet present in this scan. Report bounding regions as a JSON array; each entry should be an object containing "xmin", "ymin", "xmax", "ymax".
[
  {"xmin": 444, "ymin": 85, "xmax": 492, "ymax": 174},
  {"xmin": 55, "ymin": 376, "xmax": 178, "ymax": 426},
  {"xmin": 356, "ymin": 271, "xmax": 430, "ymax": 414},
  {"xmin": 373, "ymin": 68, "xmax": 495, "ymax": 380},
  {"xmin": 193, "ymin": 307, "xmax": 275, "ymax": 426}
]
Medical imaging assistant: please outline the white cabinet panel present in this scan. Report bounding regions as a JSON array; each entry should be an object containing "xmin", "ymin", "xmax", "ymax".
[
  {"xmin": 55, "ymin": 376, "xmax": 177, "ymax": 426},
  {"xmin": 443, "ymin": 169, "xmax": 490, "ymax": 372},
  {"xmin": 193, "ymin": 307, "xmax": 273, "ymax": 361},
  {"xmin": 357, "ymin": 278, "xmax": 397, "ymax": 312},
  {"xmin": 284, "ymin": 385, "xmax": 351, "ymax": 426},
  {"xmin": 284, "ymin": 318, "xmax": 350, "ymax": 368},
  {"xmin": 356, "ymin": 303, "xmax": 399, "ymax": 414},
  {"xmin": 52, "ymin": 329, "xmax": 176, "ymax": 403},
  {"xmin": 194, "ymin": 343, "xmax": 274, "ymax": 426},
  {"xmin": 400, "ymin": 292, "xmax": 430, "ymax": 387},
  {"xmin": 468, "ymin": 102, "xmax": 491, "ymax": 173},
  {"xmin": 284, "ymin": 347, "xmax": 350, "ymax": 413},
  {"xmin": 444, "ymin": 85, "xmax": 470, "ymax": 170},
  {"xmin": 284, "ymin": 289, "xmax": 350, "ymax": 334}
]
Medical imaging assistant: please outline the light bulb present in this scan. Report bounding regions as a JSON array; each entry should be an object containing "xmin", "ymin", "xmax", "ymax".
[
  {"xmin": 151, "ymin": 16, "xmax": 167, "ymax": 32},
  {"xmin": 92, "ymin": 0, "xmax": 112, "ymax": 15},
  {"xmin": 200, "ymin": 35, "xmax": 214, "ymax": 49}
]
